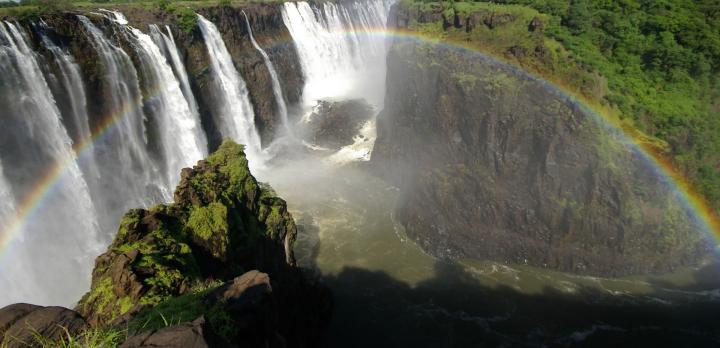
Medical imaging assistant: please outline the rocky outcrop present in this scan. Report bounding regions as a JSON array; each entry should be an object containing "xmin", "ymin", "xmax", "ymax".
[
  {"xmin": 65, "ymin": 141, "xmax": 330, "ymax": 346},
  {"xmin": 304, "ymin": 99, "xmax": 374, "ymax": 150},
  {"xmin": 0, "ymin": 304, "xmax": 87, "ymax": 347},
  {"xmin": 372, "ymin": 38, "xmax": 708, "ymax": 276}
]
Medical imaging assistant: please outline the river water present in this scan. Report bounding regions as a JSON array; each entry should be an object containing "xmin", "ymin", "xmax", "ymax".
[{"xmin": 258, "ymin": 153, "xmax": 720, "ymax": 347}]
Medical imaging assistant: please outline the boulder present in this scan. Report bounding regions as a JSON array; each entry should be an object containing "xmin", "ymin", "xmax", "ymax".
[
  {"xmin": 0, "ymin": 304, "xmax": 86, "ymax": 348},
  {"xmin": 121, "ymin": 317, "xmax": 225, "ymax": 348},
  {"xmin": 304, "ymin": 99, "xmax": 373, "ymax": 150}
]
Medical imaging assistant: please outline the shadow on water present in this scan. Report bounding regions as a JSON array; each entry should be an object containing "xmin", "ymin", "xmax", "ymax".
[
  {"xmin": 261, "ymin": 155, "xmax": 720, "ymax": 347},
  {"xmin": 294, "ymin": 209, "xmax": 720, "ymax": 347},
  {"xmin": 320, "ymin": 261, "xmax": 720, "ymax": 347}
]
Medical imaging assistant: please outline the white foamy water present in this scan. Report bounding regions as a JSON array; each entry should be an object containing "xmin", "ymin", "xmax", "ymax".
[
  {"xmin": 198, "ymin": 14, "xmax": 264, "ymax": 168},
  {"xmin": 0, "ymin": 21, "xmax": 102, "ymax": 306}
]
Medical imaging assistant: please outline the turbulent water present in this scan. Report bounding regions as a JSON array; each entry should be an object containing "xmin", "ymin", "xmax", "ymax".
[
  {"xmin": 78, "ymin": 15, "xmax": 168, "ymax": 213},
  {"xmin": 0, "ymin": 161, "xmax": 14, "ymax": 234},
  {"xmin": 197, "ymin": 14, "xmax": 264, "ymax": 166},
  {"xmin": 127, "ymin": 24, "xmax": 207, "ymax": 187},
  {"xmin": 0, "ymin": 21, "xmax": 102, "ymax": 305},
  {"xmin": 281, "ymin": 0, "xmax": 391, "ymax": 109},
  {"xmin": 149, "ymin": 24, "xmax": 204, "ymax": 135}
]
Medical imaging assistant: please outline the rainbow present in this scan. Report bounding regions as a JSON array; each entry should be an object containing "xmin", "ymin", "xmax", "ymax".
[
  {"xmin": 0, "ymin": 23, "xmax": 718, "ymax": 261},
  {"xmin": 0, "ymin": 94, "xmax": 145, "ymax": 255}
]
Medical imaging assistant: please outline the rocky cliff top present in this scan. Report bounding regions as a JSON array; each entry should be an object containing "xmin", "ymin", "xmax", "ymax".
[{"xmin": 0, "ymin": 141, "xmax": 331, "ymax": 347}]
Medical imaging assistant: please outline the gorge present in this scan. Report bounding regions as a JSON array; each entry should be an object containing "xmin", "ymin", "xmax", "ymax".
[{"xmin": 0, "ymin": 0, "xmax": 719, "ymax": 346}]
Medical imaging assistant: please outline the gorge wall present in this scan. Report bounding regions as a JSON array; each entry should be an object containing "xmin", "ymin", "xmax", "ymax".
[{"xmin": 372, "ymin": 4, "xmax": 709, "ymax": 276}]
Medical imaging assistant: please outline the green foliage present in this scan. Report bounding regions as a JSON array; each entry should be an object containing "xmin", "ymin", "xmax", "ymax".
[
  {"xmin": 188, "ymin": 202, "xmax": 229, "ymax": 241},
  {"xmin": 166, "ymin": 4, "xmax": 199, "ymax": 35},
  {"xmin": 32, "ymin": 0, "xmax": 73, "ymax": 13},
  {"xmin": 12, "ymin": 325, "xmax": 127, "ymax": 348},
  {"xmin": 404, "ymin": 0, "xmax": 720, "ymax": 210},
  {"xmin": 187, "ymin": 202, "xmax": 230, "ymax": 258},
  {"xmin": 128, "ymin": 280, "xmax": 233, "ymax": 340},
  {"xmin": 155, "ymin": 0, "xmax": 171, "ymax": 11}
]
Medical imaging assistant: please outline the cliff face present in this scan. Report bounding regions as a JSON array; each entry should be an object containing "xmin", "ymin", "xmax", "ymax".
[
  {"xmin": 372, "ymin": 36, "xmax": 708, "ymax": 276},
  {"xmin": 22, "ymin": 3, "xmax": 301, "ymax": 148}
]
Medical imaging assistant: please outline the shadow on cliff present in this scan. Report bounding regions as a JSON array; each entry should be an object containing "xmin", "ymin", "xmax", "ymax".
[{"xmin": 316, "ymin": 260, "xmax": 720, "ymax": 348}]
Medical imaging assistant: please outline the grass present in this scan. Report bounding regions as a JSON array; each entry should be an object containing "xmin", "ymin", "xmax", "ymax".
[{"xmin": 0, "ymin": 324, "xmax": 127, "ymax": 348}]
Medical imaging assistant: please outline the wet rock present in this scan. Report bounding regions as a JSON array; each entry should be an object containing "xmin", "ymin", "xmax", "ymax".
[
  {"xmin": 0, "ymin": 305, "xmax": 86, "ymax": 348},
  {"xmin": 304, "ymin": 99, "xmax": 373, "ymax": 150}
]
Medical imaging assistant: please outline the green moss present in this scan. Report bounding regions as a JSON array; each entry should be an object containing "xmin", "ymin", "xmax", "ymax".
[
  {"xmin": 118, "ymin": 296, "xmax": 134, "ymax": 315},
  {"xmin": 84, "ymin": 277, "xmax": 114, "ymax": 315},
  {"xmin": 128, "ymin": 280, "xmax": 225, "ymax": 336},
  {"xmin": 169, "ymin": 5, "xmax": 198, "ymax": 35},
  {"xmin": 116, "ymin": 210, "xmax": 143, "ymax": 240},
  {"xmin": 188, "ymin": 202, "xmax": 229, "ymax": 241},
  {"xmin": 452, "ymin": 72, "xmax": 478, "ymax": 90}
]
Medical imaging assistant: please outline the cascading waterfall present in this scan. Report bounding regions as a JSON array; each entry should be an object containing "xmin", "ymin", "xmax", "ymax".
[
  {"xmin": 98, "ymin": 9, "xmax": 206, "ymax": 189},
  {"xmin": 0, "ymin": 21, "xmax": 102, "ymax": 306},
  {"xmin": 281, "ymin": 0, "xmax": 391, "ymax": 162},
  {"xmin": 149, "ymin": 24, "xmax": 203, "ymax": 130},
  {"xmin": 197, "ymin": 14, "xmax": 264, "ymax": 166},
  {"xmin": 0, "ymin": 161, "xmax": 15, "ymax": 229},
  {"xmin": 78, "ymin": 15, "xmax": 169, "ymax": 215},
  {"xmin": 281, "ymin": 0, "xmax": 391, "ymax": 109},
  {"xmin": 0, "ymin": 1, "xmax": 394, "ymax": 306},
  {"xmin": 39, "ymin": 29, "xmax": 101, "ymax": 183},
  {"xmin": 242, "ymin": 10, "xmax": 290, "ymax": 135},
  {"xmin": 126, "ymin": 23, "xmax": 207, "ymax": 188}
]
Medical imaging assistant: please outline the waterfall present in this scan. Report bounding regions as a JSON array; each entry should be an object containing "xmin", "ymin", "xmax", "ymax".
[
  {"xmin": 39, "ymin": 30, "xmax": 101, "ymax": 183},
  {"xmin": 0, "ymin": 160, "xmax": 15, "ymax": 228},
  {"xmin": 197, "ymin": 14, "xmax": 264, "ymax": 166},
  {"xmin": 242, "ymin": 10, "xmax": 290, "ymax": 135},
  {"xmin": 149, "ymin": 25, "xmax": 202, "ymax": 128},
  {"xmin": 127, "ymin": 25, "xmax": 207, "ymax": 188},
  {"xmin": 77, "ymin": 15, "xmax": 168, "ymax": 210},
  {"xmin": 281, "ymin": 0, "xmax": 391, "ymax": 109},
  {"xmin": 0, "ymin": 21, "xmax": 102, "ymax": 306}
]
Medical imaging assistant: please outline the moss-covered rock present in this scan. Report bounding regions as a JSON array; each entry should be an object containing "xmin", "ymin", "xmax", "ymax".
[{"xmin": 75, "ymin": 141, "xmax": 329, "ymax": 346}]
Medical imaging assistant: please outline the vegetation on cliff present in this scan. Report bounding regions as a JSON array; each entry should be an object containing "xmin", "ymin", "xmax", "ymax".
[
  {"xmin": 399, "ymin": 0, "xmax": 720, "ymax": 211},
  {"xmin": 76, "ymin": 140, "xmax": 298, "ymax": 323},
  {"xmin": 0, "ymin": 141, "xmax": 330, "ymax": 347}
]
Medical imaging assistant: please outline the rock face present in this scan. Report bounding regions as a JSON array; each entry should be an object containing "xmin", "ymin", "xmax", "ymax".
[
  {"xmin": 372, "ymin": 38, "xmax": 708, "ymax": 276},
  {"xmin": 0, "ymin": 304, "xmax": 87, "ymax": 347},
  {"xmin": 66, "ymin": 141, "xmax": 331, "ymax": 346},
  {"xmin": 304, "ymin": 99, "xmax": 374, "ymax": 150}
]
